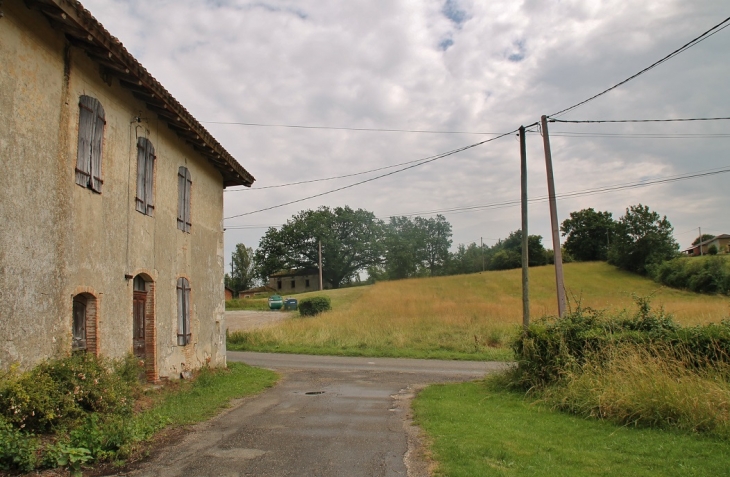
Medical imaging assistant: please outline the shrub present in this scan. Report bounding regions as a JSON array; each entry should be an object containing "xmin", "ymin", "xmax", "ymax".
[
  {"xmin": 709, "ymin": 244, "xmax": 719, "ymax": 255},
  {"xmin": 0, "ymin": 416, "xmax": 39, "ymax": 472},
  {"xmin": 299, "ymin": 296, "xmax": 332, "ymax": 316},
  {"xmin": 650, "ymin": 256, "xmax": 730, "ymax": 294}
]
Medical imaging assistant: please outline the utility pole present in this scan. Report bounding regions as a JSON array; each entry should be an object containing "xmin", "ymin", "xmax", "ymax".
[
  {"xmin": 540, "ymin": 115, "xmax": 567, "ymax": 317},
  {"xmin": 318, "ymin": 239, "xmax": 324, "ymax": 291},
  {"xmin": 481, "ymin": 237, "xmax": 484, "ymax": 272},
  {"xmin": 519, "ymin": 126, "xmax": 530, "ymax": 329},
  {"xmin": 699, "ymin": 227, "xmax": 704, "ymax": 256}
]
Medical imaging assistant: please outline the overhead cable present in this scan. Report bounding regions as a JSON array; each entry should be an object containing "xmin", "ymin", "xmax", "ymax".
[
  {"xmin": 551, "ymin": 117, "xmax": 730, "ymax": 124},
  {"xmin": 202, "ymin": 120, "xmax": 502, "ymax": 135},
  {"xmin": 223, "ymin": 129, "xmax": 519, "ymax": 219},
  {"xmin": 549, "ymin": 16, "xmax": 730, "ymax": 118},
  {"xmin": 224, "ymin": 166, "xmax": 730, "ymax": 229}
]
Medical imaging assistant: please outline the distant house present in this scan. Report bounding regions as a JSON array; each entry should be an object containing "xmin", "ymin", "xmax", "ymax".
[
  {"xmin": 683, "ymin": 234, "xmax": 730, "ymax": 256},
  {"xmin": 237, "ymin": 285, "xmax": 277, "ymax": 298},
  {"xmin": 0, "ymin": 0, "xmax": 254, "ymax": 381},
  {"xmin": 267, "ymin": 269, "xmax": 331, "ymax": 294},
  {"xmin": 225, "ymin": 287, "xmax": 235, "ymax": 301}
]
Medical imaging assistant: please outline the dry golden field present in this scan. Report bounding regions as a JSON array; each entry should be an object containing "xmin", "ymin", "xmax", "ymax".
[{"xmin": 228, "ymin": 262, "xmax": 730, "ymax": 360}]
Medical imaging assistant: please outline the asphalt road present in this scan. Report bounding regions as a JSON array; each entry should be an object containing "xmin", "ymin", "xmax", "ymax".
[{"xmin": 122, "ymin": 352, "xmax": 509, "ymax": 477}]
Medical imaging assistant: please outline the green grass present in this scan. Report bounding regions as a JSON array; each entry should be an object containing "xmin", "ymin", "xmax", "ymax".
[
  {"xmin": 412, "ymin": 380, "xmax": 730, "ymax": 477},
  {"xmin": 228, "ymin": 263, "xmax": 730, "ymax": 361},
  {"xmin": 137, "ymin": 362, "xmax": 278, "ymax": 428}
]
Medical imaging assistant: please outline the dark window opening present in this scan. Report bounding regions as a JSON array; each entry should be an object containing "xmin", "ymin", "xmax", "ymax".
[
  {"xmin": 291, "ymin": 280, "xmax": 295, "ymax": 289},
  {"xmin": 177, "ymin": 277, "xmax": 191, "ymax": 346},
  {"xmin": 177, "ymin": 166, "xmax": 192, "ymax": 233},
  {"xmin": 305, "ymin": 279, "xmax": 310, "ymax": 287},
  {"xmin": 72, "ymin": 296, "xmax": 87, "ymax": 351},
  {"xmin": 75, "ymin": 95, "xmax": 105, "ymax": 193},
  {"xmin": 277, "ymin": 280, "xmax": 282, "ymax": 290},
  {"xmin": 136, "ymin": 137, "xmax": 156, "ymax": 216}
]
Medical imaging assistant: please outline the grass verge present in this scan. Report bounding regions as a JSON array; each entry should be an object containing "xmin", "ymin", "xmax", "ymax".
[{"xmin": 412, "ymin": 379, "xmax": 730, "ymax": 477}]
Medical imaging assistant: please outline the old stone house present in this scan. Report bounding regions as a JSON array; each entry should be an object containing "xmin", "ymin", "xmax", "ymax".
[
  {"xmin": 683, "ymin": 234, "xmax": 730, "ymax": 256},
  {"xmin": 0, "ymin": 0, "xmax": 254, "ymax": 381},
  {"xmin": 267, "ymin": 269, "xmax": 331, "ymax": 294}
]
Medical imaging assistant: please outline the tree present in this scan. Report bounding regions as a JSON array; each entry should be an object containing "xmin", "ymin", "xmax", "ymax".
[
  {"xmin": 607, "ymin": 204, "xmax": 679, "ymax": 274},
  {"xmin": 415, "ymin": 215, "xmax": 452, "ymax": 276},
  {"xmin": 225, "ymin": 243, "xmax": 257, "ymax": 294},
  {"xmin": 560, "ymin": 208, "xmax": 615, "ymax": 261},
  {"xmin": 255, "ymin": 206, "xmax": 384, "ymax": 289},
  {"xmin": 692, "ymin": 234, "xmax": 715, "ymax": 246},
  {"xmin": 447, "ymin": 242, "xmax": 484, "ymax": 275},
  {"xmin": 492, "ymin": 230, "xmax": 547, "ymax": 269}
]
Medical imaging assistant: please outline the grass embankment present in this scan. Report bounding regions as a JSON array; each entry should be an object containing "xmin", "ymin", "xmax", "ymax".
[
  {"xmin": 228, "ymin": 262, "xmax": 730, "ymax": 360},
  {"xmin": 413, "ymin": 380, "xmax": 730, "ymax": 477}
]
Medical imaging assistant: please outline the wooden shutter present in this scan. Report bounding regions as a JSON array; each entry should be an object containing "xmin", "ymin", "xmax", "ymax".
[
  {"xmin": 135, "ymin": 138, "xmax": 147, "ymax": 213},
  {"xmin": 177, "ymin": 167, "xmax": 192, "ymax": 233},
  {"xmin": 75, "ymin": 96, "xmax": 95, "ymax": 187},
  {"xmin": 177, "ymin": 277, "xmax": 191, "ymax": 345},
  {"xmin": 89, "ymin": 100, "xmax": 105, "ymax": 193},
  {"xmin": 135, "ymin": 137, "xmax": 155, "ymax": 215},
  {"xmin": 144, "ymin": 140, "xmax": 155, "ymax": 216}
]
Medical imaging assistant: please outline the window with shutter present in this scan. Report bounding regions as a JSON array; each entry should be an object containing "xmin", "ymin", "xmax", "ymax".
[
  {"xmin": 176, "ymin": 277, "xmax": 191, "ymax": 346},
  {"xmin": 177, "ymin": 167, "xmax": 192, "ymax": 233},
  {"xmin": 72, "ymin": 295, "xmax": 87, "ymax": 351},
  {"xmin": 135, "ymin": 137, "xmax": 156, "ymax": 216},
  {"xmin": 76, "ymin": 96, "xmax": 105, "ymax": 193}
]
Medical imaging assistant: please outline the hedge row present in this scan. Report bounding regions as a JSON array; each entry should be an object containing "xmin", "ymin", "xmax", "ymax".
[
  {"xmin": 299, "ymin": 296, "xmax": 332, "ymax": 316},
  {"xmin": 512, "ymin": 299, "xmax": 730, "ymax": 389}
]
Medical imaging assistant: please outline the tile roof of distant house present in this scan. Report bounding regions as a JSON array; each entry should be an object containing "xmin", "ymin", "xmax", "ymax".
[{"xmin": 27, "ymin": 0, "xmax": 255, "ymax": 187}]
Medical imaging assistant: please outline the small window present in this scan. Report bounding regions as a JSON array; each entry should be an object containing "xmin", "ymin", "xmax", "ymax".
[
  {"xmin": 277, "ymin": 280, "xmax": 282, "ymax": 290},
  {"xmin": 72, "ymin": 296, "xmax": 87, "ymax": 351},
  {"xmin": 176, "ymin": 277, "xmax": 191, "ymax": 346},
  {"xmin": 291, "ymin": 280, "xmax": 295, "ymax": 289},
  {"xmin": 177, "ymin": 167, "xmax": 192, "ymax": 233},
  {"xmin": 136, "ymin": 137, "xmax": 156, "ymax": 216},
  {"xmin": 305, "ymin": 279, "xmax": 310, "ymax": 288},
  {"xmin": 76, "ymin": 95, "xmax": 105, "ymax": 193}
]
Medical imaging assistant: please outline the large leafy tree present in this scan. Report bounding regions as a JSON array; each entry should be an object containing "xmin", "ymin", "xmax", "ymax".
[
  {"xmin": 608, "ymin": 204, "xmax": 679, "ymax": 274},
  {"xmin": 692, "ymin": 234, "xmax": 715, "ymax": 246},
  {"xmin": 560, "ymin": 208, "xmax": 615, "ymax": 261},
  {"xmin": 447, "ymin": 242, "xmax": 485, "ymax": 275},
  {"xmin": 415, "ymin": 215, "xmax": 452, "ymax": 276},
  {"xmin": 255, "ymin": 206, "xmax": 384, "ymax": 288},
  {"xmin": 384, "ymin": 216, "xmax": 425, "ymax": 280},
  {"xmin": 225, "ymin": 243, "xmax": 257, "ymax": 293},
  {"xmin": 492, "ymin": 230, "xmax": 547, "ymax": 269}
]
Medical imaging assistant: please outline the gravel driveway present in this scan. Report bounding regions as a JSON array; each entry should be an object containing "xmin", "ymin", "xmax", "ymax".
[{"xmin": 225, "ymin": 310, "xmax": 292, "ymax": 333}]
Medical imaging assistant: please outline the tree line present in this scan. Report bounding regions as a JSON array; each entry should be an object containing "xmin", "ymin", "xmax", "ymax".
[{"xmin": 225, "ymin": 203, "xmax": 684, "ymax": 294}]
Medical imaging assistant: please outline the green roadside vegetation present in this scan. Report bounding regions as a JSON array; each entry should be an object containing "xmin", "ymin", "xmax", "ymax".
[
  {"xmin": 0, "ymin": 355, "xmax": 277, "ymax": 474},
  {"xmin": 413, "ymin": 380, "xmax": 730, "ymax": 477},
  {"xmin": 412, "ymin": 302, "xmax": 730, "ymax": 476},
  {"xmin": 228, "ymin": 262, "xmax": 730, "ymax": 360}
]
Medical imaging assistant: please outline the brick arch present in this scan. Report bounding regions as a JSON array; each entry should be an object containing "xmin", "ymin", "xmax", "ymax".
[{"xmin": 71, "ymin": 287, "xmax": 100, "ymax": 356}]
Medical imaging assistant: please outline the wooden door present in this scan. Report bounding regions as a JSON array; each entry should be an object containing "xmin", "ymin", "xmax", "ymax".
[{"xmin": 133, "ymin": 291, "xmax": 146, "ymax": 358}]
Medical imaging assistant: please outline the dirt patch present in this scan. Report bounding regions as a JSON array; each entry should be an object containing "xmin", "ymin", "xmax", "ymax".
[{"xmin": 225, "ymin": 310, "xmax": 292, "ymax": 334}]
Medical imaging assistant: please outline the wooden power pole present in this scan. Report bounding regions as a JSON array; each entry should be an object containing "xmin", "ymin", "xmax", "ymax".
[
  {"xmin": 540, "ymin": 116, "xmax": 567, "ymax": 317},
  {"xmin": 318, "ymin": 239, "xmax": 324, "ymax": 291},
  {"xmin": 519, "ymin": 126, "xmax": 530, "ymax": 329}
]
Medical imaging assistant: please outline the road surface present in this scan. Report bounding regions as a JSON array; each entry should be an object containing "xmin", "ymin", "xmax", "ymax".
[{"xmin": 121, "ymin": 352, "xmax": 509, "ymax": 477}]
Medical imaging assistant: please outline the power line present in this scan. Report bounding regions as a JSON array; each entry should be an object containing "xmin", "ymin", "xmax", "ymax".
[
  {"xmin": 544, "ymin": 132, "xmax": 730, "ymax": 139},
  {"xmin": 223, "ymin": 129, "xmax": 519, "ymax": 219},
  {"xmin": 551, "ymin": 117, "xmax": 730, "ymax": 124},
  {"xmin": 225, "ymin": 146, "xmax": 484, "ymax": 192},
  {"xmin": 201, "ymin": 120, "xmax": 502, "ymax": 135},
  {"xmin": 549, "ymin": 16, "xmax": 730, "ymax": 118},
  {"xmin": 225, "ymin": 166, "xmax": 730, "ymax": 228}
]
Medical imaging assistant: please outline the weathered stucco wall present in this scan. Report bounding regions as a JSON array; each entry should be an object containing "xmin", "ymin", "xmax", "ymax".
[{"xmin": 0, "ymin": 1, "xmax": 227, "ymax": 377}]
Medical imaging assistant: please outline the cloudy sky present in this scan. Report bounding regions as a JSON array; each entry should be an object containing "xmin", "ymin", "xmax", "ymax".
[{"xmin": 82, "ymin": 0, "xmax": 730, "ymax": 265}]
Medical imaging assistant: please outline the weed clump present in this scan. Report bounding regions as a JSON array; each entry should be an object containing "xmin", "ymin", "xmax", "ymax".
[{"xmin": 299, "ymin": 296, "xmax": 332, "ymax": 317}]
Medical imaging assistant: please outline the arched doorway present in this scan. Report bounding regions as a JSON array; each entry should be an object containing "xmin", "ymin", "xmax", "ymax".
[
  {"xmin": 72, "ymin": 291, "xmax": 98, "ymax": 355},
  {"xmin": 132, "ymin": 274, "xmax": 156, "ymax": 382}
]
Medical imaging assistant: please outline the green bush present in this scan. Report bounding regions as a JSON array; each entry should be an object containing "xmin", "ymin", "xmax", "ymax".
[
  {"xmin": 0, "ymin": 416, "xmax": 39, "ymax": 472},
  {"xmin": 299, "ymin": 296, "xmax": 332, "ymax": 316},
  {"xmin": 0, "ymin": 353, "xmax": 138, "ymax": 434},
  {"xmin": 511, "ymin": 298, "xmax": 730, "ymax": 390},
  {"xmin": 650, "ymin": 256, "xmax": 730, "ymax": 294}
]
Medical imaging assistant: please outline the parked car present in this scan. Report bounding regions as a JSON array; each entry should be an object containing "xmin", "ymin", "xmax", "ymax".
[{"xmin": 268, "ymin": 294, "xmax": 283, "ymax": 310}]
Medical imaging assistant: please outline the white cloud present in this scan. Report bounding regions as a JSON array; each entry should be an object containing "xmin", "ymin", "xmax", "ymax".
[{"xmin": 81, "ymin": 0, "xmax": 730, "ymax": 261}]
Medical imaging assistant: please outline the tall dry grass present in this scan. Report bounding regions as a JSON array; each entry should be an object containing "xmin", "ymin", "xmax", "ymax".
[
  {"xmin": 543, "ymin": 343, "xmax": 730, "ymax": 438},
  {"xmin": 229, "ymin": 262, "xmax": 730, "ymax": 359}
]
